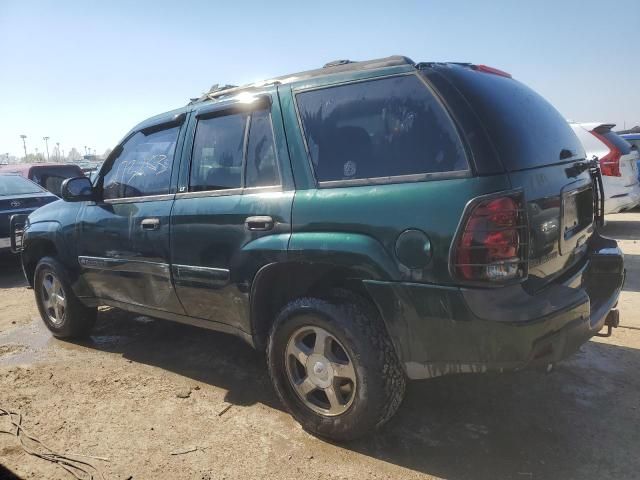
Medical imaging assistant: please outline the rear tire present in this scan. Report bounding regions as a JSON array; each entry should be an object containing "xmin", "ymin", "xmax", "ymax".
[
  {"xmin": 267, "ymin": 291, "xmax": 405, "ymax": 441},
  {"xmin": 34, "ymin": 256, "xmax": 97, "ymax": 338}
]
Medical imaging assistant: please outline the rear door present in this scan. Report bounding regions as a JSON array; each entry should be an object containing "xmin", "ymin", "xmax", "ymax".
[
  {"xmin": 434, "ymin": 65, "xmax": 594, "ymax": 288},
  {"xmin": 76, "ymin": 116, "xmax": 186, "ymax": 312},
  {"xmin": 170, "ymin": 88, "xmax": 293, "ymax": 333}
]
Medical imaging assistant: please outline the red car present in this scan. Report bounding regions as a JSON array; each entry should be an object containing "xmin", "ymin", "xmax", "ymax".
[{"xmin": 0, "ymin": 163, "xmax": 84, "ymax": 197}]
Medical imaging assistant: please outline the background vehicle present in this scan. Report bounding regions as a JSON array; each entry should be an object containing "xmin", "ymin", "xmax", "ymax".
[
  {"xmin": 0, "ymin": 163, "xmax": 85, "ymax": 197},
  {"xmin": 570, "ymin": 123, "xmax": 640, "ymax": 213},
  {"xmin": 0, "ymin": 174, "xmax": 57, "ymax": 252},
  {"xmin": 16, "ymin": 57, "xmax": 624, "ymax": 441},
  {"xmin": 620, "ymin": 133, "xmax": 640, "ymax": 183}
]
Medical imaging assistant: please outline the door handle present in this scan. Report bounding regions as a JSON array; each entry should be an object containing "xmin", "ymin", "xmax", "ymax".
[
  {"xmin": 141, "ymin": 218, "xmax": 161, "ymax": 230},
  {"xmin": 245, "ymin": 216, "xmax": 274, "ymax": 231}
]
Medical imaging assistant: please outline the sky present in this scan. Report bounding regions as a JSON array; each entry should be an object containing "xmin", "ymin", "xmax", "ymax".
[{"xmin": 0, "ymin": 0, "xmax": 638, "ymax": 159}]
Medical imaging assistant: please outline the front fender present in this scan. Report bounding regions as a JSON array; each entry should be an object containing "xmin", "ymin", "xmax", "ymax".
[
  {"xmin": 21, "ymin": 220, "xmax": 63, "ymax": 284},
  {"xmin": 22, "ymin": 220, "xmax": 63, "ymax": 256}
]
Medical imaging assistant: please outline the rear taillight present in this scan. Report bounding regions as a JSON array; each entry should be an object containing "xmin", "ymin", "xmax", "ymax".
[
  {"xmin": 591, "ymin": 131, "xmax": 622, "ymax": 177},
  {"xmin": 452, "ymin": 193, "xmax": 528, "ymax": 283}
]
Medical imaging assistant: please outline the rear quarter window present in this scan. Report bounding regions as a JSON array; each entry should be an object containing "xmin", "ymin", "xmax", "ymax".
[
  {"xmin": 295, "ymin": 74, "xmax": 468, "ymax": 183},
  {"xmin": 440, "ymin": 66, "xmax": 584, "ymax": 171}
]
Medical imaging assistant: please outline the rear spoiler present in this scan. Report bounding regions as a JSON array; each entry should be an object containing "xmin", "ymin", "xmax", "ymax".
[{"xmin": 593, "ymin": 124, "xmax": 616, "ymax": 134}]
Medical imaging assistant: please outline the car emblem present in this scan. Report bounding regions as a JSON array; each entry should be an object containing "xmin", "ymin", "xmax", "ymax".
[{"xmin": 10, "ymin": 200, "xmax": 21, "ymax": 208}]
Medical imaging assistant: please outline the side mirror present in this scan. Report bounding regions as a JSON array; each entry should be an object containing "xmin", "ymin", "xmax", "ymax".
[{"xmin": 61, "ymin": 177, "xmax": 94, "ymax": 202}]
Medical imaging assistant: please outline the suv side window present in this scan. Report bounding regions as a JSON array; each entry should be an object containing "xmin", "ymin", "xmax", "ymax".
[
  {"xmin": 190, "ymin": 113, "xmax": 248, "ymax": 191},
  {"xmin": 102, "ymin": 126, "xmax": 179, "ymax": 199},
  {"xmin": 296, "ymin": 74, "xmax": 468, "ymax": 183},
  {"xmin": 189, "ymin": 109, "xmax": 281, "ymax": 191},
  {"xmin": 245, "ymin": 110, "xmax": 279, "ymax": 187}
]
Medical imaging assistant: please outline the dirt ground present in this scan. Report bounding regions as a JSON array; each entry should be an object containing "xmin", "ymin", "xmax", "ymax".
[{"xmin": 1, "ymin": 213, "xmax": 640, "ymax": 480}]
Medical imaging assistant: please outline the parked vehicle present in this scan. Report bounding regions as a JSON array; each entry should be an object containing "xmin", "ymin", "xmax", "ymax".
[
  {"xmin": 0, "ymin": 163, "xmax": 85, "ymax": 197},
  {"xmin": 620, "ymin": 133, "xmax": 640, "ymax": 183},
  {"xmin": 0, "ymin": 174, "xmax": 57, "ymax": 252},
  {"xmin": 13, "ymin": 56, "xmax": 624, "ymax": 440},
  {"xmin": 570, "ymin": 123, "xmax": 640, "ymax": 213}
]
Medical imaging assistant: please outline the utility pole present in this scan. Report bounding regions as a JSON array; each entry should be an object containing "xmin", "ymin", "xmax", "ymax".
[
  {"xmin": 20, "ymin": 134, "xmax": 27, "ymax": 161},
  {"xmin": 43, "ymin": 136, "xmax": 50, "ymax": 162},
  {"xmin": 56, "ymin": 142, "xmax": 60, "ymax": 161}
]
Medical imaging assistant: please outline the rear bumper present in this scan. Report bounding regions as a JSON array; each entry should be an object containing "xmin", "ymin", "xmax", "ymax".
[{"xmin": 365, "ymin": 233, "xmax": 624, "ymax": 380}]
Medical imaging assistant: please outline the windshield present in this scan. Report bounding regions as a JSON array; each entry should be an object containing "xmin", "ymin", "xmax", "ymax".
[{"xmin": 0, "ymin": 175, "xmax": 45, "ymax": 196}]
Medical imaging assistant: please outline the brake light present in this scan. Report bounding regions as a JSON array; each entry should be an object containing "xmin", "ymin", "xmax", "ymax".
[
  {"xmin": 452, "ymin": 194, "xmax": 527, "ymax": 282},
  {"xmin": 473, "ymin": 64, "xmax": 512, "ymax": 78},
  {"xmin": 591, "ymin": 131, "xmax": 621, "ymax": 177}
]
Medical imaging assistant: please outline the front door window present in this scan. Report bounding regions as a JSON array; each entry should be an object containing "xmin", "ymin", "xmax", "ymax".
[{"xmin": 102, "ymin": 126, "xmax": 179, "ymax": 199}]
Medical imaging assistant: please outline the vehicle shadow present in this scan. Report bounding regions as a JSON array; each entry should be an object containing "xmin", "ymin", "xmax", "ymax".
[
  {"xmin": 601, "ymin": 214, "xmax": 640, "ymax": 240},
  {"xmin": 74, "ymin": 309, "xmax": 639, "ymax": 480},
  {"xmin": 620, "ymin": 254, "xmax": 640, "ymax": 292},
  {"xmin": 0, "ymin": 253, "xmax": 27, "ymax": 289},
  {"xmin": 76, "ymin": 308, "xmax": 282, "ymax": 410}
]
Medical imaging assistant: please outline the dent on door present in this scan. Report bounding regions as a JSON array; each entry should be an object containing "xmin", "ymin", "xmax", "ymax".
[{"xmin": 77, "ymin": 200, "xmax": 185, "ymax": 313}]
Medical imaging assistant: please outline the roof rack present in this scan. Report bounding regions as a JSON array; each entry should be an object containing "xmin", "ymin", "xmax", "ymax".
[
  {"xmin": 189, "ymin": 55, "xmax": 415, "ymax": 105},
  {"xmin": 323, "ymin": 59, "xmax": 355, "ymax": 68}
]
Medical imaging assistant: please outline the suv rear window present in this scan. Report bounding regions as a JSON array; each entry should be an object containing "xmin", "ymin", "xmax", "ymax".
[
  {"xmin": 439, "ymin": 66, "xmax": 584, "ymax": 171},
  {"xmin": 296, "ymin": 74, "xmax": 468, "ymax": 183}
]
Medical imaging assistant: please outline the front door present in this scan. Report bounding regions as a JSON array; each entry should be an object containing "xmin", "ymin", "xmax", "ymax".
[
  {"xmin": 76, "ymin": 118, "xmax": 186, "ymax": 313},
  {"xmin": 170, "ymin": 92, "xmax": 293, "ymax": 333}
]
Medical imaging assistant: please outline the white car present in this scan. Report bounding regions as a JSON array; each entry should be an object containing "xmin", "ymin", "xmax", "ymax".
[{"xmin": 570, "ymin": 122, "xmax": 640, "ymax": 214}]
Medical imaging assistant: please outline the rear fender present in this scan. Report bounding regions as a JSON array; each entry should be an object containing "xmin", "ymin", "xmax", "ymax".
[
  {"xmin": 248, "ymin": 232, "xmax": 398, "ymax": 349},
  {"xmin": 287, "ymin": 231, "xmax": 398, "ymax": 280}
]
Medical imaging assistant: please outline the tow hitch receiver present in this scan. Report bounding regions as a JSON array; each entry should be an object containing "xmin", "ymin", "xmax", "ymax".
[{"xmin": 596, "ymin": 309, "xmax": 620, "ymax": 338}]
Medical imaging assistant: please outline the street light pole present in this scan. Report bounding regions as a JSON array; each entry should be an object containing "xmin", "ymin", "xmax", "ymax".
[
  {"xmin": 20, "ymin": 134, "xmax": 27, "ymax": 161},
  {"xmin": 56, "ymin": 142, "xmax": 60, "ymax": 161},
  {"xmin": 43, "ymin": 136, "xmax": 50, "ymax": 162}
]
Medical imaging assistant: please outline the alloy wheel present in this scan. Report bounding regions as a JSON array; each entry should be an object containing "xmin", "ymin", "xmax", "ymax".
[
  {"xmin": 285, "ymin": 325, "xmax": 357, "ymax": 416},
  {"xmin": 40, "ymin": 271, "xmax": 66, "ymax": 326}
]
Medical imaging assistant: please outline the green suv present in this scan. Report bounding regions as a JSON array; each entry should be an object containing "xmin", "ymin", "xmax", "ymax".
[{"xmin": 14, "ymin": 56, "xmax": 624, "ymax": 440}]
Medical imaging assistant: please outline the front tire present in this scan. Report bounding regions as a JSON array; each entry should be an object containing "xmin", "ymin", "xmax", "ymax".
[
  {"xmin": 267, "ymin": 293, "xmax": 406, "ymax": 441},
  {"xmin": 34, "ymin": 256, "xmax": 97, "ymax": 338}
]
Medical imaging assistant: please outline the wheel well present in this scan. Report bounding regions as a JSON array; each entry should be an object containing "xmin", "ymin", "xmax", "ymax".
[
  {"xmin": 23, "ymin": 240, "xmax": 57, "ymax": 286},
  {"xmin": 250, "ymin": 262, "xmax": 378, "ymax": 350}
]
